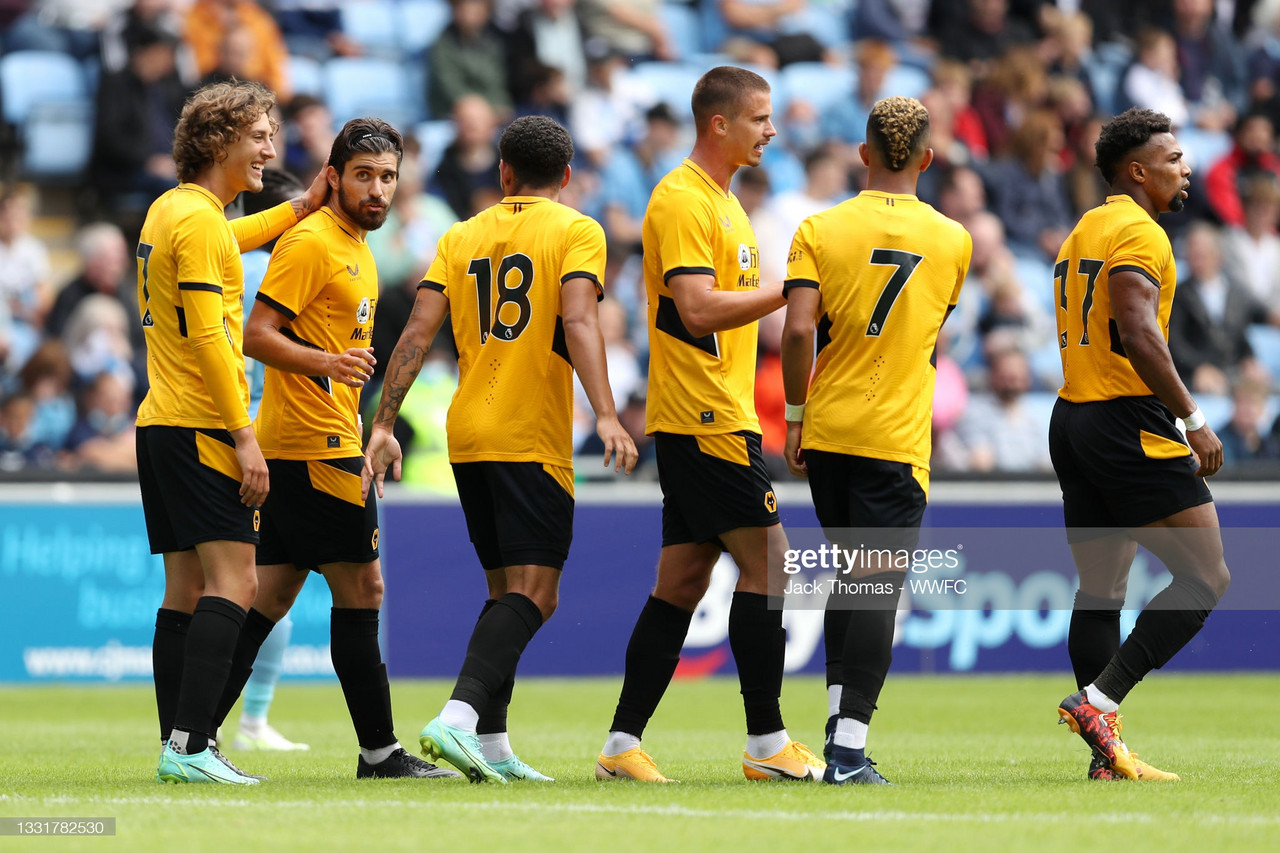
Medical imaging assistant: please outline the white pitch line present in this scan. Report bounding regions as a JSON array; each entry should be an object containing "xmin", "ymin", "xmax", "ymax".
[{"xmin": 5, "ymin": 794, "xmax": 1280, "ymax": 827}]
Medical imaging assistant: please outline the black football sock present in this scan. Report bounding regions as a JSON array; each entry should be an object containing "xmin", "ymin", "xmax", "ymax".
[
  {"xmin": 728, "ymin": 591, "xmax": 787, "ymax": 735},
  {"xmin": 824, "ymin": 604, "xmax": 850, "ymax": 689},
  {"xmin": 836, "ymin": 572, "xmax": 905, "ymax": 725},
  {"xmin": 609, "ymin": 595, "xmax": 693, "ymax": 738},
  {"xmin": 1068, "ymin": 591, "xmax": 1125, "ymax": 690},
  {"xmin": 471, "ymin": 600, "xmax": 517, "ymax": 735},
  {"xmin": 331, "ymin": 607, "xmax": 397, "ymax": 749},
  {"xmin": 1094, "ymin": 575, "xmax": 1220, "ymax": 704},
  {"xmin": 153, "ymin": 608, "xmax": 191, "ymax": 744},
  {"xmin": 212, "ymin": 608, "xmax": 276, "ymax": 731},
  {"xmin": 450, "ymin": 593, "xmax": 544, "ymax": 713},
  {"xmin": 171, "ymin": 596, "xmax": 246, "ymax": 754}
]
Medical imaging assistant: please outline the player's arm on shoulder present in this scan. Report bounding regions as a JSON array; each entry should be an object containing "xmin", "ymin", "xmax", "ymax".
[
  {"xmin": 230, "ymin": 167, "xmax": 330, "ymax": 251},
  {"xmin": 1111, "ymin": 268, "xmax": 1223, "ymax": 476},
  {"xmin": 563, "ymin": 274, "xmax": 638, "ymax": 475}
]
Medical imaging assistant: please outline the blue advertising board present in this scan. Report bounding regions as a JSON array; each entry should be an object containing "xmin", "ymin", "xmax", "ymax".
[{"xmin": 2, "ymin": 483, "xmax": 1276, "ymax": 682}]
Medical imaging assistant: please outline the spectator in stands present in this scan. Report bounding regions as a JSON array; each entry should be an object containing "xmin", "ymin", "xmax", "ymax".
[
  {"xmin": 734, "ymin": 164, "xmax": 789, "ymax": 287},
  {"xmin": 933, "ymin": 0, "xmax": 1036, "ymax": 70},
  {"xmin": 1169, "ymin": 222, "xmax": 1273, "ymax": 395},
  {"xmin": 62, "ymin": 370, "xmax": 136, "ymax": 471},
  {"xmin": 1063, "ymin": 114, "xmax": 1107, "ymax": 218},
  {"xmin": 0, "ymin": 391, "xmax": 37, "ymax": 470},
  {"xmin": 184, "ymin": 0, "xmax": 291, "ymax": 101},
  {"xmin": 930, "ymin": 327, "xmax": 971, "ymax": 472},
  {"xmin": 45, "ymin": 223, "xmax": 136, "ymax": 347},
  {"xmin": 62, "ymin": 293, "xmax": 138, "ymax": 393},
  {"xmin": 955, "ymin": 338, "xmax": 1052, "ymax": 472},
  {"xmin": 928, "ymin": 59, "xmax": 989, "ymax": 162},
  {"xmin": 90, "ymin": 17, "xmax": 187, "ymax": 214},
  {"xmin": 1172, "ymin": 0, "xmax": 1247, "ymax": 115},
  {"xmin": 1122, "ymin": 28, "xmax": 1193, "ymax": 130},
  {"xmin": 598, "ymin": 102, "xmax": 683, "ymax": 261},
  {"xmin": 428, "ymin": 0, "xmax": 511, "ymax": 119},
  {"xmin": 574, "ymin": 296, "xmax": 641, "ymax": 450},
  {"xmin": 433, "ymin": 94, "xmax": 503, "ymax": 220},
  {"xmin": 715, "ymin": 0, "xmax": 828, "ymax": 68},
  {"xmin": 578, "ymin": 0, "xmax": 674, "ymax": 63},
  {"xmin": 572, "ymin": 44, "xmax": 655, "ymax": 168},
  {"xmin": 1219, "ymin": 376, "xmax": 1280, "ymax": 465},
  {"xmin": 851, "ymin": 0, "xmax": 930, "ymax": 46},
  {"xmin": 0, "ymin": 186, "xmax": 52, "ymax": 343},
  {"xmin": 101, "ymin": 0, "xmax": 199, "ymax": 86},
  {"xmin": 752, "ymin": 306, "xmax": 789, "ymax": 477},
  {"xmin": 272, "ymin": 0, "xmax": 361, "ymax": 61},
  {"xmin": 14, "ymin": 338, "xmax": 75, "ymax": 466},
  {"xmin": 282, "ymin": 94, "xmax": 334, "ymax": 186},
  {"xmin": 971, "ymin": 46, "xmax": 1049, "ymax": 158},
  {"xmin": 1222, "ymin": 173, "xmax": 1280, "ymax": 306},
  {"xmin": 760, "ymin": 146, "xmax": 847, "ymax": 284},
  {"xmin": 980, "ymin": 109, "xmax": 1073, "ymax": 259},
  {"xmin": 1043, "ymin": 9, "xmax": 1098, "ymax": 112},
  {"xmin": 1204, "ymin": 112, "xmax": 1280, "ymax": 227},
  {"xmin": 1, "ymin": 0, "xmax": 113, "ymax": 58},
  {"xmin": 821, "ymin": 39, "xmax": 898, "ymax": 153},
  {"xmin": 506, "ymin": 0, "xmax": 589, "ymax": 108},
  {"xmin": 936, "ymin": 164, "xmax": 987, "ymax": 228},
  {"xmin": 514, "ymin": 63, "xmax": 572, "ymax": 125}
]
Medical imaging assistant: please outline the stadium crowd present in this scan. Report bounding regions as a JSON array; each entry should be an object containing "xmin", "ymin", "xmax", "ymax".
[{"xmin": 4, "ymin": 0, "xmax": 1280, "ymax": 480}]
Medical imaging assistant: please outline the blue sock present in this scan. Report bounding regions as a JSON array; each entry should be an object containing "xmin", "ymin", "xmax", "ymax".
[{"xmin": 243, "ymin": 612, "xmax": 291, "ymax": 721}]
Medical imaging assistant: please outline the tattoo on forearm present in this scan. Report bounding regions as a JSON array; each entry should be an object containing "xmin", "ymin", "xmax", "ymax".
[
  {"xmin": 289, "ymin": 196, "xmax": 315, "ymax": 218},
  {"xmin": 373, "ymin": 343, "xmax": 429, "ymax": 426}
]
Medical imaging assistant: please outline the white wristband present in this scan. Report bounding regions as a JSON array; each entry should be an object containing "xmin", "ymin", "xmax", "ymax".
[
  {"xmin": 1182, "ymin": 406, "xmax": 1206, "ymax": 432},
  {"xmin": 784, "ymin": 402, "xmax": 806, "ymax": 422}
]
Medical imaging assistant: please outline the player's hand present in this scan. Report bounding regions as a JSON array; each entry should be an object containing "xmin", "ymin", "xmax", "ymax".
[
  {"xmin": 231, "ymin": 426, "xmax": 270, "ymax": 507},
  {"xmin": 362, "ymin": 425, "xmax": 402, "ymax": 500},
  {"xmin": 784, "ymin": 421, "xmax": 807, "ymax": 478},
  {"xmin": 294, "ymin": 163, "xmax": 330, "ymax": 218},
  {"xmin": 1186, "ymin": 423, "xmax": 1223, "ymax": 477},
  {"xmin": 596, "ymin": 415, "xmax": 639, "ymax": 475},
  {"xmin": 329, "ymin": 347, "xmax": 376, "ymax": 387}
]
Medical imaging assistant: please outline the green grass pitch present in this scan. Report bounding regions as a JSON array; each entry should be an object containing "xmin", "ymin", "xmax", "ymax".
[{"xmin": 2, "ymin": 674, "xmax": 1278, "ymax": 852}]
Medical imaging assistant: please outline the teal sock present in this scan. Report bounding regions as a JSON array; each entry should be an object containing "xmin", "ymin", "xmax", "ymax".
[{"xmin": 243, "ymin": 612, "xmax": 292, "ymax": 720}]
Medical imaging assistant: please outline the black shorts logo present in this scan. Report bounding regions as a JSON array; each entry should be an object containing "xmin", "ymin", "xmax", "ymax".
[
  {"xmin": 253, "ymin": 510, "xmax": 261, "ymax": 531},
  {"xmin": 764, "ymin": 490, "xmax": 777, "ymax": 513},
  {"xmin": 371, "ymin": 527, "xmax": 379, "ymax": 549}
]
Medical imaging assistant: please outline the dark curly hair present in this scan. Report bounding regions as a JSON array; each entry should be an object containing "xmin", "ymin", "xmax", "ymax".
[
  {"xmin": 866, "ymin": 96, "xmax": 930, "ymax": 172},
  {"xmin": 328, "ymin": 117, "xmax": 404, "ymax": 178},
  {"xmin": 692, "ymin": 66, "xmax": 769, "ymax": 134},
  {"xmin": 1094, "ymin": 107, "xmax": 1172, "ymax": 185},
  {"xmin": 498, "ymin": 115, "xmax": 574, "ymax": 190},
  {"xmin": 172, "ymin": 80, "xmax": 279, "ymax": 184}
]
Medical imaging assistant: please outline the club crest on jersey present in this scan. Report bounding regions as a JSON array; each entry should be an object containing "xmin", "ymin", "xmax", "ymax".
[
  {"xmin": 356, "ymin": 297, "xmax": 371, "ymax": 324},
  {"xmin": 739, "ymin": 244, "xmax": 751, "ymax": 270}
]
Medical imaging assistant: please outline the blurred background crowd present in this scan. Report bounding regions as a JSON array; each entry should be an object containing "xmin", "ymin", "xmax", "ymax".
[{"xmin": 4, "ymin": 0, "xmax": 1280, "ymax": 486}]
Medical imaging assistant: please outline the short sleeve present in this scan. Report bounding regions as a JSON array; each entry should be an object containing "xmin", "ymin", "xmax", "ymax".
[
  {"xmin": 560, "ymin": 216, "xmax": 607, "ymax": 299},
  {"xmin": 951, "ymin": 227, "xmax": 973, "ymax": 306},
  {"xmin": 1109, "ymin": 218, "xmax": 1168, "ymax": 287},
  {"xmin": 652, "ymin": 191, "xmax": 716, "ymax": 281},
  {"xmin": 783, "ymin": 217, "xmax": 820, "ymax": 294},
  {"xmin": 255, "ymin": 228, "xmax": 327, "ymax": 320}
]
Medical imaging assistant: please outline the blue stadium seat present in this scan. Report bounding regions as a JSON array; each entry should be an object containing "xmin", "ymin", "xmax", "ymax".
[
  {"xmin": 1247, "ymin": 324, "xmax": 1280, "ymax": 379},
  {"xmin": 660, "ymin": 2, "xmax": 702, "ymax": 62},
  {"xmin": 413, "ymin": 119, "xmax": 455, "ymax": 174},
  {"xmin": 324, "ymin": 56, "xmax": 424, "ymax": 129},
  {"xmin": 340, "ymin": 0, "xmax": 401, "ymax": 58},
  {"xmin": 21, "ymin": 101, "xmax": 93, "ymax": 180},
  {"xmin": 882, "ymin": 64, "xmax": 930, "ymax": 100},
  {"xmin": 288, "ymin": 54, "xmax": 325, "ymax": 98},
  {"xmin": 1177, "ymin": 126, "xmax": 1232, "ymax": 172},
  {"xmin": 780, "ymin": 62, "xmax": 856, "ymax": 111},
  {"xmin": 0, "ymin": 50, "xmax": 88, "ymax": 125},
  {"xmin": 1198, "ymin": 394, "xmax": 1232, "ymax": 431},
  {"xmin": 400, "ymin": 0, "xmax": 451, "ymax": 58},
  {"xmin": 627, "ymin": 62, "xmax": 705, "ymax": 117}
]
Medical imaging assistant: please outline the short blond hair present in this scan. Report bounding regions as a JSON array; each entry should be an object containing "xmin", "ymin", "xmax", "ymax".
[{"xmin": 866, "ymin": 96, "xmax": 929, "ymax": 172}]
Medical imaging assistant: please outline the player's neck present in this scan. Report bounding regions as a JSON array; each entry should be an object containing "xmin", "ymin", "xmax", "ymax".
[
  {"xmin": 506, "ymin": 183, "xmax": 559, "ymax": 202},
  {"xmin": 687, "ymin": 143, "xmax": 737, "ymax": 194},
  {"xmin": 190, "ymin": 169, "xmax": 243, "ymax": 208},
  {"xmin": 865, "ymin": 173, "xmax": 918, "ymax": 196},
  {"xmin": 1114, "ymin": 185, "xmax": 1158, "ymax": 219},
  {"xmin": 326, "ymin": 200, "xmax": 368, "ymax": 238}
]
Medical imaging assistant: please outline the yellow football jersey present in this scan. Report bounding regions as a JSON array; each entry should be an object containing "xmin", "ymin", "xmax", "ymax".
[
  {"xmin": 643, "ymin": 159, "xmax": 763, "ymax": 436},
  {"xmin": 136, "ymin": 184, "xmax": 253, "ymax": 430},
  {"xmin": 422, "ymin": 196, "xmax": 606, "ymax": 467},
  {"xmin": 1055, "ymin": 194, "xmax": 1176, "ymax": 402},
  {"xmin": 785, "ymin": 190, "xmax": 971, "ymax": 469},
  {"xmin": 254, "ymin": 207, "xmax": 377, "ymax": 459}
]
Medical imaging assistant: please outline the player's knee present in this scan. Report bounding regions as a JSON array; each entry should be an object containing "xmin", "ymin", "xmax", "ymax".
[
  {"xmin": 530, "ymin": 590, "xmax": 558, "ymax": 622},
  {"xmin": 355, "ymin": 568, "xmax": 385, "ymax": 609},
  {"xmin": 1203, "ymin": 560, "xmax": 1230, "ymax": 599}
]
